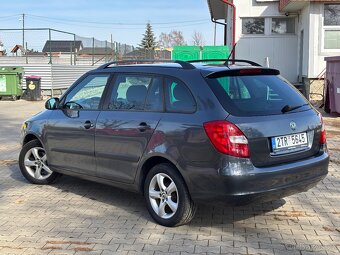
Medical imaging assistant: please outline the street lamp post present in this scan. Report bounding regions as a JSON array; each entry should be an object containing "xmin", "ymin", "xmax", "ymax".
[{"xmin": 20, "ymin": 14, "xmax": 25, "ymax": 50}]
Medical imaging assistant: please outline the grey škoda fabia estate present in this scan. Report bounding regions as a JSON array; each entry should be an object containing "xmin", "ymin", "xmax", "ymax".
[{"xmin": 19, "ymin": 60, "xmax": 329, "ymax": 227}]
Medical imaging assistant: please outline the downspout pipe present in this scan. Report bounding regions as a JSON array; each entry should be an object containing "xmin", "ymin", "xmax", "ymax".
[
  {"xmin": 210, "ymin": 17, "xmax": 227, "ymax": 27},
  {"xmin": 210, "ymin": 17, "xmax": 227, "ymax": 47},
  {"xmin": 220, "ymin": 0, "xmax": 236, "ymax": 59}
]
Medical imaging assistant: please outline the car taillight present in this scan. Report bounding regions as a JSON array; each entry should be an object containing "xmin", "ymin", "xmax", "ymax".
[
  {"xmin": 239, "ymin": 69, "xmax": 262, "ymax": 75},
  {"xmin": 203, "ymin": 120, "xmax": 250, "ymax": 158},
  {"xmin": 319, "ymin": 114, "xmax": 326, "ymax": 145}
]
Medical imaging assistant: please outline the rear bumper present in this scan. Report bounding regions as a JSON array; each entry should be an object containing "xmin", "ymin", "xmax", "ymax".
[{"xmin": 187, "ymin": 152, "xmax": 329, "ymax": 206}]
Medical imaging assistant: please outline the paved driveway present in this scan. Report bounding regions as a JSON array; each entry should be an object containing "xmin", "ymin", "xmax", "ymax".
[{"xmin": 0, "ymin": 100, "xmax": 339, "ymax": 255}]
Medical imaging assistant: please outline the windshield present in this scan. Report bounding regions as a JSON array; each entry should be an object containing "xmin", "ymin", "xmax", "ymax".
[{"xmin": 206, "ymin": 75, "xmax": 310, "ymax": 117}]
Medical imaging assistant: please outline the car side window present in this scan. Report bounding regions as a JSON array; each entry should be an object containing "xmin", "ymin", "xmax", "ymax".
[
  {"xmin": 64, "ymin": 74, "xmax": 109, "ymax": 110},
  {"xmin": 145, "ymin": 77, "xmax": 163, "ymax": 112},
  {"xmin": 108, "ymin": 74, "xmax": 163, "ymax": 111},
  {"xmin": 164, "ymin": 78, "xmax": 196, "ymax": 113}
]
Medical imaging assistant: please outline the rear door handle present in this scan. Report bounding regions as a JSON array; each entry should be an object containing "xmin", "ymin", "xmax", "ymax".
[
  {"xmin": 84, "ymin": 120, "xmax": 94, "ymax": 129},
  {"xmin": 138, "ymin": 122, "xmax": 150, "ymax": 132}
]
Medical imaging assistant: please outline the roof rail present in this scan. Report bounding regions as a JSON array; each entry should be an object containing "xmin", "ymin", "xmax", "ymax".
[
  {"xmin": 188, "ymin": 59, "xmax": 262, "ymax": 67},
  {"xmin": 96, "ymin": 59, "xmax": 196, "ymax": 70}
]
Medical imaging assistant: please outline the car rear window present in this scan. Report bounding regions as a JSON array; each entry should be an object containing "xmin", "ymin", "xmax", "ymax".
[{"xmin": 205, "ymin": 74, "xmax": 310, "ymax": 116}]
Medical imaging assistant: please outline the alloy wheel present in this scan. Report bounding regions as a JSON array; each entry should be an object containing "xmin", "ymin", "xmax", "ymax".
[
  {"xmin": 148, "ymin": 173, "xmax": 179, "ymax": 219},
  {"xmin": 23, "ymin": 146, "xmax": 52, "ymax": 180}
]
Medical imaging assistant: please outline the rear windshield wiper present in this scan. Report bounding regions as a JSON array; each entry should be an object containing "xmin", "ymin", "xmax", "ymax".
[{"xmin": 281, "ymin": 103, "xmax": 309, "ymax": 113}]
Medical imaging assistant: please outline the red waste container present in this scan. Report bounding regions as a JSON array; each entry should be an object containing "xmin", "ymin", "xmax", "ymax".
[{"xmin": 324, "ymin": 56, "xmax": 340, "ymax": 114}]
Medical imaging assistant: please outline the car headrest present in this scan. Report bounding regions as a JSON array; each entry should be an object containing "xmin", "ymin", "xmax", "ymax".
[{"xmin": 126, "ymin": 85, "xmax": 147, "ymax": 103}]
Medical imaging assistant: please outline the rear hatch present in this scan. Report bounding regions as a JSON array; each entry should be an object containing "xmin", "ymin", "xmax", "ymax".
[{"xmin": 204, "ymin": 68, "xmax": 323, "ymax": 167}]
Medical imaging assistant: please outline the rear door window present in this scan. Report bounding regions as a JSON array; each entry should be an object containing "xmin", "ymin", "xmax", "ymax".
[
  {"xmin": 144, "ymin": 78, "xmax": 163, "ymax": 112},
  {"xmin": 206, "ymin": 75, "xmax": 310, "ymax": 116},
  {"xmin": 108, "ymin": 74, "xmax": 163, "ymax": 111}
]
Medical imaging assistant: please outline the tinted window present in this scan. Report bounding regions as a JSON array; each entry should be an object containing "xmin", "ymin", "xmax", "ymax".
[
  {"xmin": 165, "ymin": 78, "xmax": 196, "ymax": 113},
  {"xmin": 324, "ymin": 4, "xmax": 340, "ymax": 26},
  {"xmin": 206, "ymin": 75, "xmax": 310, "ymax": 116},
  {"xmin": 145, "ymin": 78, "xmax": 164, "ymax": 111},
  {"xmin": 64, "ymin": 74, "xmax": 109, "ymax": 110},
  {"xmin": 108, "ymin": 74, "xmax": 162, "ymax": 111},
  {"xmin": 242, "ymin": 18, "xmax": 265, "ymax": 34},
  {"xmin": 217, "ymin": 77, "xmax": 251, "ymax": 99},
  {"xmin": 324, "ymin": 4, "xmax": 340, "ymax": 49},
  {"xmin": 272, "ymin": 18, "xmax": 295, "ymax": 34}
]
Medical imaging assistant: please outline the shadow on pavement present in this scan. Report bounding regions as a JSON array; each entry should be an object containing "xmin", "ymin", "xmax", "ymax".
[{"xmin": 7, "ymin": 161, "xmax": 287, "ymax": 226}]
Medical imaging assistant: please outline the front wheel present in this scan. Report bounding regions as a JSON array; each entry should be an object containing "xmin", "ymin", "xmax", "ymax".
[
  {"xmin": 19, "ymin": 140, "xmax": 60, "ymax": 184},
  {"xmin": 144, "ymin": 163, "xmax": 196, "ymax": 227}
]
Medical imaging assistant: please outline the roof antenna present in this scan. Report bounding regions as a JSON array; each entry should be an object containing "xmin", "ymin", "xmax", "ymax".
[{"xmin": 225, "ymin": 43, "xmax": 237, "ymax": 66}]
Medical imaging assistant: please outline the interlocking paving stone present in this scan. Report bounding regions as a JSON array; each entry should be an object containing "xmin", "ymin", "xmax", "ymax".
[{"xmin": 0, "ymin": 100, "xmax": 339, "ymax": 254}]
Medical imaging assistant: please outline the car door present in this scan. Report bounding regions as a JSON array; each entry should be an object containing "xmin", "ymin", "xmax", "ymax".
[
  {"xmin": 45, "ymin": 74, "xmax": 111, "ymax": 176},
  {"xmin": 95, "ymin": 73, "xmax": 163, "ymax": 183}
]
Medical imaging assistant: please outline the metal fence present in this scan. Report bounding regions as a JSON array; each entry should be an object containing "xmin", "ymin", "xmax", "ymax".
[
  {"xmin": 309, "ymin": 69, "xmax": 326, "ymax": 108},
  {"xmin": 0, "ymin": 28, "xmax": 135, "ymax": 65}
]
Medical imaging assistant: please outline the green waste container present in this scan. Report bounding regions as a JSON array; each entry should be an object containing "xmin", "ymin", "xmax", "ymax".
[
  {"xmin": 202, "ymin": 46, "xmax": 230, "ymax": 64},
  {"xmin": 25, "ymin": 76, "xmax": 42, "ymax": 101},
  {"xmin": 172, "ymin": 46, "xmax": 201, "ymax": 61},
  {"xmin": 0, "ymin": 67, "xmax": 24, "ymax": 101}
]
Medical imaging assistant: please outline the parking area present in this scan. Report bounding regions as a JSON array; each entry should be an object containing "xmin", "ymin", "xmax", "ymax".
[{"xmin": 0, "ymin": 100, "xmax": 339, "ymax": 255}]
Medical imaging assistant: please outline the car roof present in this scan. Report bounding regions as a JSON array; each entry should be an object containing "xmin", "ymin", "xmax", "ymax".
[{"xmin": 90, "ymin": 60, "xmax": 268, "ymax": 76}]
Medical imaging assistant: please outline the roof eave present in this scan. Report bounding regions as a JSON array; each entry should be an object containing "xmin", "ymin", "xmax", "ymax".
[{"xmin": 207, "ymin": 0, "xmax": 229, "ymax": 21}]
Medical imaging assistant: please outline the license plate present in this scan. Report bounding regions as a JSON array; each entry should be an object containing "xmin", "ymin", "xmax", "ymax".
[{"xmin": 271, "ymin": 132, "xmax": 308, "ymax": 153}]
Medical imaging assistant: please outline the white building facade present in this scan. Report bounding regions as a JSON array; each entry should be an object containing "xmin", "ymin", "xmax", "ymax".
[{"xmin": 209, "ymin": 0, "xmax": 340, "ymax": 87}]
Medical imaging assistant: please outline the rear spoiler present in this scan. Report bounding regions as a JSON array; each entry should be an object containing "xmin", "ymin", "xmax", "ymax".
[{"xmin": 205, "ymin": 68, "xmax": 280, "ymax": 78}]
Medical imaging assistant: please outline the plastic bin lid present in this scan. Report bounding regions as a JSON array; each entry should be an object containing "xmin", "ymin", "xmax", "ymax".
[
  {"xmin": 25, "ymin": 75, "xmax": 41, "ymax": 79},
  {"xmin": 173, "ymin": 45, "xmax": 201, "ymax": 51}
]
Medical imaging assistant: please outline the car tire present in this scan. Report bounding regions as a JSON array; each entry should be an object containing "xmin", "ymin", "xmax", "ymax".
[
  {"xmin": 144, "ymin": 163, "xmax": 196, "ymax": 227},
  {"xmin": 19, "ymin": 140, "xmax": 60, "ymax": 184}
]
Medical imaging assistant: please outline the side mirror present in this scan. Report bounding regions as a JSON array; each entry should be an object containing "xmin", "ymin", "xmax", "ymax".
[{"xmin": 45, "ymin": 97, "xmax": 60, "ymax": 110}]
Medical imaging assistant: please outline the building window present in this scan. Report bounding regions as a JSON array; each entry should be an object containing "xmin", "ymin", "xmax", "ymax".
[
  {"xmin": 272, "ymin": 18, "xmax": 295, "ymax": 34},
  {"xmin": 242, "ymin": 18, "xmax": 265, "ymax": 34},
  {"xmin": 324, "ymin": 30, "xmax": 340, "ymax": 49},
  {"xmin": 324, "ymin": 4, "xmax": 340, "ymax": 26},
  {"xmin": 324, "ymin": 4, "xmax": 340, "ymax": 49}
]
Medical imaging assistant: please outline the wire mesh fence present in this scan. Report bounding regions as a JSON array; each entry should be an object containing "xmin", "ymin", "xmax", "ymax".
[
  {"xmin": 0, "ymin": 28, "xmax": 137, "ymax": 65},
  {"xmin": 309, "ymin": 69, "xmax": 326, "ymax": 108}
]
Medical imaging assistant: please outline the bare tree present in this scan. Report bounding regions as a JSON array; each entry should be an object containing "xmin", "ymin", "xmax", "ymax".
[
  {"xmin": 158, "ymin": 32, "xmax": 172, "ymax": 48},
  {"xmin": 191, "ymin": 31, "xmax": 204, "ymax": 46},
  {"xmin": 170, "ymin": 30, "xmax": 186, "ymax": 46},
  {"xmin": 158, "ymin": 30, "xmax": 186, "ymax": 47}
]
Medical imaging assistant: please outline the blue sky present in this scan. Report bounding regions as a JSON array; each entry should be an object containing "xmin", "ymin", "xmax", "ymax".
[{"xmin": 0, "ymin": 0, "xmax": 225, "ymax": 51}]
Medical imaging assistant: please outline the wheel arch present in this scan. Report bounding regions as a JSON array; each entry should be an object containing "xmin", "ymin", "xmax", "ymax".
[
  {"xmin": 137, "ymin": 155, "xmax": 189, "ymax": 194},
  {"xmin": 23, "ymin": 133, "xmax": 43, "ymax": 146}
]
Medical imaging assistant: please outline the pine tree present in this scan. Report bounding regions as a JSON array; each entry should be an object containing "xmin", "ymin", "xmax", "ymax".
[{"xmin": 139, "ymin": 22, "xmax": 157, "ymax": 50}]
